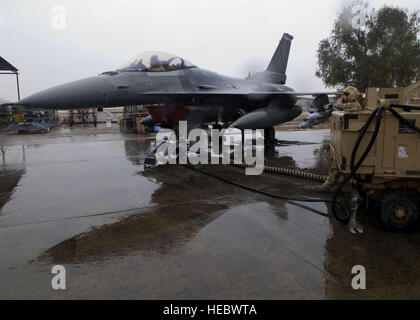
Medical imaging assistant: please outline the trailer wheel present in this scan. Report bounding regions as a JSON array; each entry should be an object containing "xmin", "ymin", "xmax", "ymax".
[{"xmin": 379, "ymin": 190, "xmax": 420, "ymax": 231}]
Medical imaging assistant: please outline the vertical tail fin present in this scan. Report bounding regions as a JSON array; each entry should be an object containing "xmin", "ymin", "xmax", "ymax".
[{"xmin": 266, "ymin": 33, "xmax": 293, "ymax": 84}]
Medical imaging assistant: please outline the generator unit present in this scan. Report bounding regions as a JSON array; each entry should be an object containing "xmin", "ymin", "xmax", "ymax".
[{"xmin": 329, "ymin": 87, "xmax": 420, "ymax": 230}]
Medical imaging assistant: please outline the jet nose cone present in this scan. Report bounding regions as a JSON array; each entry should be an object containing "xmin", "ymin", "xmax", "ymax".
[{"xmin": 18, "ymin": 76, "xmax": 110, "ymax": 109}]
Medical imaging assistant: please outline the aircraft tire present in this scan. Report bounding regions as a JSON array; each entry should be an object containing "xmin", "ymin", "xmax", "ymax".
[{"xmin": 264, "ymin": 127, "xmax": 276, "ymax": 144}]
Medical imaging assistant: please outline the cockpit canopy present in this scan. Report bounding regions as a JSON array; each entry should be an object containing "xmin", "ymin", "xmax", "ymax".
[{"xmin": 117, "ymin": 51, "xmax": 196, "ymax": 72}]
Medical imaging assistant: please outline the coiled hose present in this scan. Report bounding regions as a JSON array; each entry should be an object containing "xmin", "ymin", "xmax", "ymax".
[{"xmin": 233, "ymin": 163, "xmax": 327, "ymax": 182}]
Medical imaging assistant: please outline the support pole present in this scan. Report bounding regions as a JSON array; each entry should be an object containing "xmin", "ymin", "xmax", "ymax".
[{"xmin": 15, "ymin": 72, "xmax": 21, "ymax": 101}]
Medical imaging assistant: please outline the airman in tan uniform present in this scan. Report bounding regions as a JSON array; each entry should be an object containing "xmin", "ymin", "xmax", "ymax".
[{"xmin": 335, "ymin": 86, "xmax": 362, "ymax": 112}]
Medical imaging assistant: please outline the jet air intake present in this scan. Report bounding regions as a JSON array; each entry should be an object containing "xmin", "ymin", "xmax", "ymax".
[{"xmin": 234, "ymin": 98, "xmax": 302, "ymax": 129}]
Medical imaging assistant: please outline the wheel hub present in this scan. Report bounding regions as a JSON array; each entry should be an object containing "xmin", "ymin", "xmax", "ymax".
[{"xmin": 390, "ymin": 203, "xmax": 408, "ymax": 219}]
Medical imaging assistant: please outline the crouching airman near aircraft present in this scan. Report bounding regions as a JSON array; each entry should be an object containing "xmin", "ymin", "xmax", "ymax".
[{"xmin": 334, "ymin": 86, "xmax": 362, "ymax": 112}]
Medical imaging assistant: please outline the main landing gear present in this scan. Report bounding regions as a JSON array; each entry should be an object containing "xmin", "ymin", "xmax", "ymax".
[{"xmin": 264, "ymin": 127, "xmax": 276, "ymax": 145}]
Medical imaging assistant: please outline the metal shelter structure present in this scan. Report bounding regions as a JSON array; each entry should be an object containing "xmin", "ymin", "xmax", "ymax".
[{"xmin": 0, "ymin": 56, "xmax": 20, "ymax": 101}]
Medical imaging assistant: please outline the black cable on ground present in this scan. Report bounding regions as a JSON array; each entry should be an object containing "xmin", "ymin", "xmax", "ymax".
[{"xmin": 183, "ymin": 164, "xmax": 349, "ymax": 219}]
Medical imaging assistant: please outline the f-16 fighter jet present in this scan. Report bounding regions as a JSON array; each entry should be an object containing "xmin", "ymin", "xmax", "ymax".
[{"xmin": 6, "ymin": 33, "xmax": 338, "ymax": 141}]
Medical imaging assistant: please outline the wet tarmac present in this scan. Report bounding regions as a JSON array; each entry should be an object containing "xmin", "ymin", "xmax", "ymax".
[{"xmin": 1, "ymin": 124, "xmax": 420, "ymax": 299}]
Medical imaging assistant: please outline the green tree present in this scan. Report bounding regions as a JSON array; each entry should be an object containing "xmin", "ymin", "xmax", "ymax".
[{"xmin": 316, "ymin": 3, "xmax": 420, "ymax": 91}]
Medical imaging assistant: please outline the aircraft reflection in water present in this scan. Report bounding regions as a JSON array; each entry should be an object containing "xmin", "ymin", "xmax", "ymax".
[
  {"xmin": 41, "ymin": 166, "xmax": 229, "ymax": 264},
  {"xmin": 9, "ymin": 33, "xmax": 338, "ymax": 141},
  {"xmin": 41, "ymin": 140, "xmax": 259, "ymax": 264}
]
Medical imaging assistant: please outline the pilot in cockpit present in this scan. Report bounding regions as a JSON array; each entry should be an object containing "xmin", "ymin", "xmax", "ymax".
[{"xmin": 149, "ymin": 55, "xmax": 167, "ymax": 72}]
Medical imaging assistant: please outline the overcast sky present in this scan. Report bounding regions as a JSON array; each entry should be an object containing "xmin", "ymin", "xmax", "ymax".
[{"xmin": 0, "ymin": 0, "xmax": 418, "ymax": 101}]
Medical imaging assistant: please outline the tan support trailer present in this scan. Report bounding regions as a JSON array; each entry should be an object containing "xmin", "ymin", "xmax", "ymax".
[{"xmin": 329, "ymin": 87, "xmax": 420, "ymax": 230}]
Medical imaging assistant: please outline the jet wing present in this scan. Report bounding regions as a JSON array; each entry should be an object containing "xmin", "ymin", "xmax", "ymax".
[
  {"xmin": 139, "ymin": 91, "xmax": 341, "ymax": 103},
  {"xmin": 1, "ymin": 90, "xmax": 340, "ymax": 108},
  {"xmin": 142, "ymin": 91, "xmax": 340, "ymax": 96}
]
